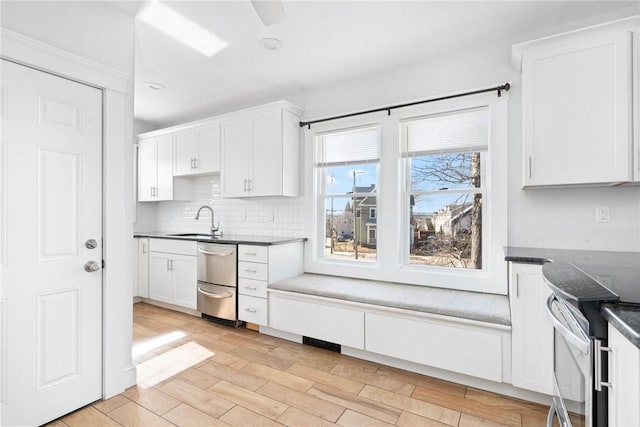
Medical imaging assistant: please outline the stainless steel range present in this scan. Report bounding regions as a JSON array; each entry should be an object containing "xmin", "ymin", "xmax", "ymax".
[
  {"xmin": 543, "ymin": 261, "xmax": 626, "ymax": 427},
  {"xmin": 196, "ymin": 242, "xmax": 241, "ymax": 326}
]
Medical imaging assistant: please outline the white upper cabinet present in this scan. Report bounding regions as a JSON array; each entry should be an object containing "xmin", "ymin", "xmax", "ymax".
[
  {"xmin": 138, "ymin": 134, "xmax": 192, "ymax": 202},
  {"xmin": 514, "ymin": 18, "xmax": 638, "ymax": 187},
  {"xmin": 221, "ymin": 101, "xmax": 303, "ymax": 198},
  {"xmin": 174, "ymin": 121, "xmax": 221, "ymax": 176}
]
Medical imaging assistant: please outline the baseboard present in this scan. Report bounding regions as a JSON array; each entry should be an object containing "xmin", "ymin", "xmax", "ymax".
[
  {"xmin": 259, "ymin": 325, "xmax": 303, "ymax": 343},
  {"xmin": 140, "ymin": 298, "xmax": 200, "ymax": 317}
]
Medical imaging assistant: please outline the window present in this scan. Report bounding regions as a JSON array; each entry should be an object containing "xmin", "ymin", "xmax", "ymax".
[
  {"xmin": 305, "ymin": 94, "xmax": 508, "ymax": 294},
  {"xmin": 402, "ymin": 108, "xmax": 488, "ymax": 270},
  {"xmin": 315, "ymin": 125, "xmax": 379, "ymax": 263}
]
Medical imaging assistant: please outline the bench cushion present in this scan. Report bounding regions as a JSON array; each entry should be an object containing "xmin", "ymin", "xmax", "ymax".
[{"xmin": 268, "ymin": 274, "xmax": 511, "ymax": 326}]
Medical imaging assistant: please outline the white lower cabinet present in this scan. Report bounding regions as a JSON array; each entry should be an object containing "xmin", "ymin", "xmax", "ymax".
[
  {"xmin": 237, "ymin": 242, "xmax": 303, "ymax": 326},
  {"xmin": 509, "ymin": 263, "xmax": 554, "ymax": 395},
  {"xmin": 608, "ymin": 324, "xmax": 640, "ymax": 427},
  {"xmin": 148, "ymin": 239, "xmax": 197, "ymax": 310}
]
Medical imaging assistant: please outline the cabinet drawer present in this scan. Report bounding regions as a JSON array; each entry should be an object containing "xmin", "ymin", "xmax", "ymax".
[
  {"xmin": 239, "ymin": 295, "xmax": 268, "ymax": 325},
  {"xmin": 149, "ymin": 238, "xmax": 197, "ymax": 256},
  {"xmin": 238, "ymin": 278, "xmax": 268, "ymax": 298},
  {"xmin": 238, "ymin": 245, "xmax": 268, "ymax": 263},
  {"xmin": 238, "ymin": 261, "xmax": 268, "ymax": 281}
]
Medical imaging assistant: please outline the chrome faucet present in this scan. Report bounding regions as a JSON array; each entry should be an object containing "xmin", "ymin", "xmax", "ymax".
[{"xmin": 195, "ymin": 205, "xmax": 219, "ymax": 235}]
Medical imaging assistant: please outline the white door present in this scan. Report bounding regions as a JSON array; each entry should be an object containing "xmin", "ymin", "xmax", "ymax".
[
  {"xmin": 0, "ymin": 59, "xmax": 103, "ymax": 426},
  {"xmin": 251, "ymin": 109, "xmax": 282, "ymax": 197},
  {"xmin": 173, "ymin": 128, "xmax": 196, "ymax": 176}
]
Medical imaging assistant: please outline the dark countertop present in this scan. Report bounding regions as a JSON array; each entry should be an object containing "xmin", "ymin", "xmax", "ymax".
[
  {"xmin": 505, "ymin": 246, "xmax": 640, "ymax": 350},
  {"xmin": 134, "ymin": 231, "xmax": 307, "ymax": 246},
  {"xmin": 602, "ymin": 304, "xmax": 640, "ymax": 349}
]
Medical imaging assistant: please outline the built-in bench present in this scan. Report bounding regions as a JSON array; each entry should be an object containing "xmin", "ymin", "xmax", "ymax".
[
  {"xmin": 263, "ymin": 273, "xmax": 512, "ymax": 385},
  {"xmin": 268, "ymin": 273, "xmax": 511, "ymax": 326}
]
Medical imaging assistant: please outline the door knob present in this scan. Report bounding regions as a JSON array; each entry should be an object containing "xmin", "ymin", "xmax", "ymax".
[{"xmin": 84, "ymin": 261, "xmax": 100, "ymax": 272}]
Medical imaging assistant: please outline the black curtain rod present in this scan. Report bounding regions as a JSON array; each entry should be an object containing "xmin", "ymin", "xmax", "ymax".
[{"xmin": 299, "ymin": 82, "xmax": 511, "ymax": 129}]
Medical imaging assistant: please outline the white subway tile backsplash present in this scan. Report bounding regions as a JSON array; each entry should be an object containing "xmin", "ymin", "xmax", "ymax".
[{"xmin": 155, "ymin": 175, "xmax": 306, "ymax": 238}]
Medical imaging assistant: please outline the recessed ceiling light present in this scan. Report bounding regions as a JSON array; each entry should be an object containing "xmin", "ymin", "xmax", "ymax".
[
  {"xmin": 260, "ymin": 37, "xmax": 282, "ymax": 51},
  {"xmin": 146, "ymin": 82, "xmax": 165, "ymax": 91},
  {"xmin": 138, "ymin": 0, "xmax": 228, "ymax": 57}
]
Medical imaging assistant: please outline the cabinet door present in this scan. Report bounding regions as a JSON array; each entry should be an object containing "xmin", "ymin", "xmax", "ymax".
[
  {"xmin": 174, "ymin": 128, "xmax": 197, "ymax": 176},
  {"xmin": 522, "ymin": 32, "xmax": 632, "ymax": 186},
  {"xmin": 608, "ymin": 324, "xmax": 640, "ymax": 427},
  {"xmin": 149, "ymin": 252, "xmax": 173, "ymax": 303},
  {"xmin": 221, "ymin": 118, "xmax": 251, "ymax": 197},
  {"xmin": 155, "ymin": 133, "xmax": 174, "ymax": 200},
  {"xmin": 250, "ymin": 108, "xmax": 282, "ymax": 196},
  {"xmin": 172, "ymin": 254, "xmax": 197, "ymax": 309},
  {"xmin": 510, "ymin": 263, "xmax": 554, "ymax": 395},
  {"xmin": 196, "ymin": 122, "xmax": 221, "ymax": 174},
  {"xmin": 137, "ymin": 239, "xmax": 150, "ymax": 298},
  {"xmin": 137, "ymin": 138, "xmax": 157, "ymax": 201}
]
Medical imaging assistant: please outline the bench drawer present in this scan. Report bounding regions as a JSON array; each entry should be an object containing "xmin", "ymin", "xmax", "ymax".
[{"xmin": 269, "ymin": 293, "xmax": 364, "ymax": 349}]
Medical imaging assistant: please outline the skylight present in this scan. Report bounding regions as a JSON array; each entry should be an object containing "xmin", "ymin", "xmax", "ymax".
[{"xmin": 137, "ymin": 0, "xmax": 228, "ymax": 57}]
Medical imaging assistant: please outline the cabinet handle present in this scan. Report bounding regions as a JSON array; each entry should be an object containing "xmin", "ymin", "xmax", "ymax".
[
  {"xmin": 142, "ymin": 243, "xmax": 147, "ymax": 254},
  {"xmin": 244, "ymin": 307, "xmax": 258, "ymax": 313},
  {"xmin": 243, "ymin": 179, "xmax": 248, "ymax": 192},
  {"xmin": 244, "ymin": 268, "xmax": 257, "ymax": 273},
  {"xmin": 594, "ymin": 339, "xmax": 613, "ymax": 391},
  {"xmin": 193, "ymin": 158, "xmax": 198, "ymax": 169},
  {"xmin": 515, "ymin": 276, "xmax": 519, "ymax": 297},
  {"xmin": 528, "ymin": 156, "xmax": 532, "ymax": 178},
  {"xmin": 243, "ymin": 252, "xmax": 257, "ymax": 256},
  {"xmin": 244, "ymin": 285, "xmax": 257, "ymax": 291},
  {"xmin": 150, "ymin": 187, "xmax": 154, "ymax": 197},
  {"xmin": 247, "ymin": 179, "xmax": 252, "ymax": 192},
  {"xmin": 166, "ymin": 259, "xmax": 170, "ymax": 271}
]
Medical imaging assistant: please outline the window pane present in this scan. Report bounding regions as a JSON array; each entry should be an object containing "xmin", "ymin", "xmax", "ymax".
[
  {"xmin": 408, "ymin": 193, "xmax": 482, "ymax": 269},
  {"xmin": 410, "ymin": 152, "xmax": 482, "ymax": 192},
  {"xmin": 324, "ymin": 196, "xmax": 377, "ymax": 263}
]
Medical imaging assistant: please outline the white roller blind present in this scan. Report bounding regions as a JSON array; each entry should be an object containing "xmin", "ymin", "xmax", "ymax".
[
  {"xmin": 404, "ymin": 108, "xmax": 489, "ymax": 156},
  {"xmin": 316, "ymin": 125, "xmax": 379, "ymax": 166}
]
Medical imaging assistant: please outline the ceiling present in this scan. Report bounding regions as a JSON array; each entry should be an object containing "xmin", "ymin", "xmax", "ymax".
[{"xmin": 109, "ymin": 1, "xmax": 637, "ymax": 126}]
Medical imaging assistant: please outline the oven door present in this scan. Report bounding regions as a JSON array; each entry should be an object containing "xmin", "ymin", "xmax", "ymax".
[{"xmin": 546, "ymin": 294, "xmax": 592, "ymax": 427}]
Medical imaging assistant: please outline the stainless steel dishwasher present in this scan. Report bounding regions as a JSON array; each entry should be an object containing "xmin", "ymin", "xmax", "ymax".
[{"xmin": 196, "ymin": 242, "xmax": 240, "ymax": 325}]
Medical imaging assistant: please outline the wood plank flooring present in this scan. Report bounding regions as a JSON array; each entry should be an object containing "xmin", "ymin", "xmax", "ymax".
[{"xmin": 47, "ymin": 302, "xmax": 551, "ymax": 426}]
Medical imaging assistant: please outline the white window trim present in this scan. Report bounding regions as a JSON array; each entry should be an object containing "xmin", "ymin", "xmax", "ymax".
[{"xmin": 303, "ymin": 92, "xmax": 508, "ymax": 295}]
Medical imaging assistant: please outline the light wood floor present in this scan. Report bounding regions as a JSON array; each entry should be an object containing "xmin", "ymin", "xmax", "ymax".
[{"xmin": 47, "ymin": 302, "xmax": 551, "ymax": 427}]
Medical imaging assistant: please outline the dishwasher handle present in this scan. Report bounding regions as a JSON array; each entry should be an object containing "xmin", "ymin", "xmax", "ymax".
[
  {"xmin": 198, "ymin": 248, "xmax": 234, "ymax": 257},
  {"xmin": 197, "ymin": 287, "xmax": 234, "ymax": 299}
]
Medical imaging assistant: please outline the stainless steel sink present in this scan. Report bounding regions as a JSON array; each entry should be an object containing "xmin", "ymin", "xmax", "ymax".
[{"xmin": 167, "ymin": 233, "xmax": 218, "ymax": 238}]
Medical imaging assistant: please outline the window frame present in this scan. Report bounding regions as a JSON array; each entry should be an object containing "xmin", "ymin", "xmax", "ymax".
[{"xmin": 303, "ymin": 92, "xmax": 508, "ymax": 294}]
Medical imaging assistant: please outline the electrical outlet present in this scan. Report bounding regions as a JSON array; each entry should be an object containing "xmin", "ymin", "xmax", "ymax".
[{"xmin": 595, "ymin": 206, "xmax": 610, "ymax": 223}]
